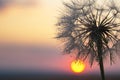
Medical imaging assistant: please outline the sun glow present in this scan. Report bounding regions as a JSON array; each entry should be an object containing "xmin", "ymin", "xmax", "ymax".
[{"xmin": 71, "ymin": 60, "xmax": 85, "ymax": 73}]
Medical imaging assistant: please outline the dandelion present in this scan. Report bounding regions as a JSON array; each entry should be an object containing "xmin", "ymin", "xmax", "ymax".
[{"xmin": 56, "ymin": 0, "xmax": 120, "ymax": 80}]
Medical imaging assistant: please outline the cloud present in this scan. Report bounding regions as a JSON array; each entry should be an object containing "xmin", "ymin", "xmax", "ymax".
[
  {"xmin": 0, "ymin": 0, "xmax": 39, "ymax": 9},
  {"xmin": 0, "ymin": 43, "xmax": 67, "ymax": 71},
  {"xmin": 0, "ymin": 0, "xmax": 9, "ymax": 8}
]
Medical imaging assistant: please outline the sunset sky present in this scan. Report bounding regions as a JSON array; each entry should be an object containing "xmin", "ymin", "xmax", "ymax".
[{"xmin": 0, "ymin": 0, "xmax": 120, "ymax": 75}]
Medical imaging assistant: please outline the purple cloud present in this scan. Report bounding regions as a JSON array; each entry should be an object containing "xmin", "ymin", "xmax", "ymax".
[{"xmin": 0, "ymin": 0, "xmax": 39, "ymax": 9}]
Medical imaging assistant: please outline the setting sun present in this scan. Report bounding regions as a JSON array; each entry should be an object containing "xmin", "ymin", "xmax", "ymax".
[{"xmin": 71, "ymin": 60, "xmax": 85, "ymax": 73}]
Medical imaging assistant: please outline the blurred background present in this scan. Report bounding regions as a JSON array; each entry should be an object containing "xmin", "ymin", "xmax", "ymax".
[{"xmin": 0, "ymin": 0, "xmax": 120, "ymax": 80}]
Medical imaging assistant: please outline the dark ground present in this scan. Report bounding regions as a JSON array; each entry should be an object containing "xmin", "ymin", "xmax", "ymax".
[{"xmin": 0, "ymin": 72, "xmax": 119, "ymax": 80}]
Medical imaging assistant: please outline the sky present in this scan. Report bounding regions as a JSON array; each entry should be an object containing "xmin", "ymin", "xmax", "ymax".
[{"xmin": 0, "ymin": 0, "xmax": 120, "ymax": 75}]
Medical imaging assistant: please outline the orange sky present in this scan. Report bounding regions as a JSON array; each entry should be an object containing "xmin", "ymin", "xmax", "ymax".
[
  {"xmin": 0, "ymin": 0, "xmax": 120, "ymax": 74},
  {"xmin": 0, "ymin": 0, "xmax": 75, "ymax": 73},
  {"xmin": 0, "ymin": 0, "xmax": 61, "ymax": 45}
]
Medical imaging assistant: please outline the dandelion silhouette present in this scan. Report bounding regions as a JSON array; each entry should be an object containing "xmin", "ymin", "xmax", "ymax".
[{"xmin": 56, "ymin": 0, "xmax": 120, "ymax": 80}]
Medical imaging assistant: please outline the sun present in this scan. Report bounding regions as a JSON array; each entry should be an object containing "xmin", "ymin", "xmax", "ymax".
[{"xmin": 71, "ymin": 60, "xmax": 85, "ymax": 73}]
